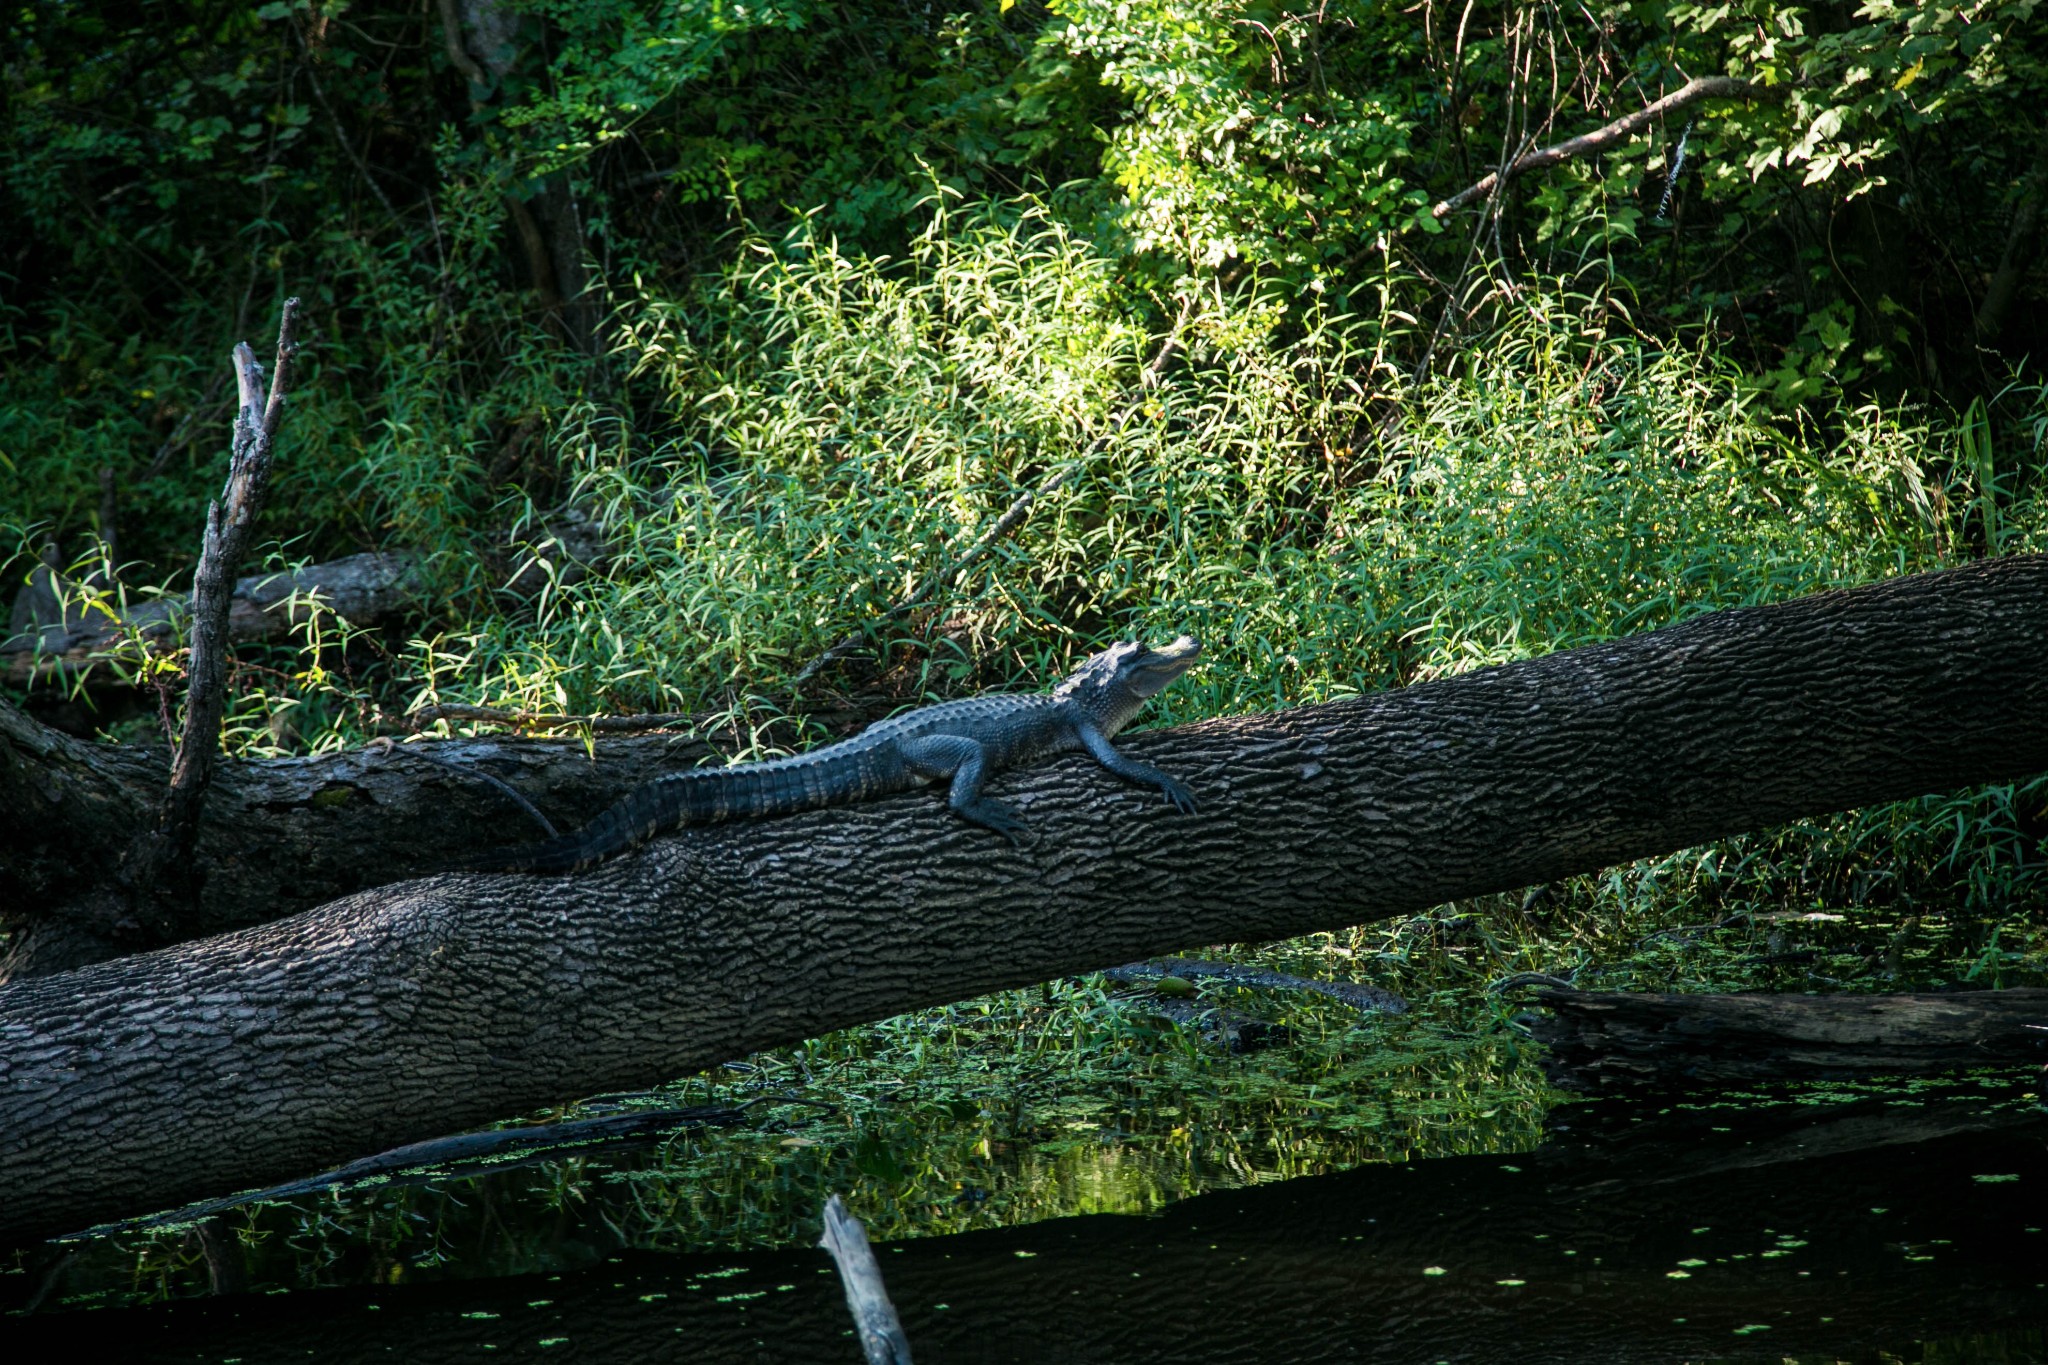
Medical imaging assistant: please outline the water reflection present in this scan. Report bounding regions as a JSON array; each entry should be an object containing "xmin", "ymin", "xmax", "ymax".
[{"xmin": 39, "ymin": 1077, "xmax": 2048, "ymax": 1363}]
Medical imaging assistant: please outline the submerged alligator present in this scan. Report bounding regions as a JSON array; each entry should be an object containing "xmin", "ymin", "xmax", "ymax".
[{"xmin": 463, "ymin": 635, "xmax": 1203, "ymax": 873}]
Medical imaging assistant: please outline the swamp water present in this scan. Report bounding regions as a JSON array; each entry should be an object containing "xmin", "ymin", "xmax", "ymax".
[
  {"xmin": 9, "ymin": 910, "xmax": 2048, "ymax": 1362},
  {"xmin": 10, "ymin": 1073, "xmax": 2045, "ymax": 1363}
]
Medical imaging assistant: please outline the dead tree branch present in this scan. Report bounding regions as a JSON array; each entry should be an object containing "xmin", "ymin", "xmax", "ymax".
[
  {"xmin": 150, "ymin": 301, "xmax": 304, "ymax": 869},
  {"xmin": 1431, "ymin": 76, "xmax": 1776, "ymax": 220},
  {"xmin": 820, "ymin": 1196, "xmax": 915, "ymax": 1365}
]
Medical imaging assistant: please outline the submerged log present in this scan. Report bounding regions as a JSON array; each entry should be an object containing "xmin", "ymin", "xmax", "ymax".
[
  {"xmin": 2, "ymin": 556, "xmax": 2047, "ymax": 1242},
  {"xmin": 1533, "ymin": 987, "xmax": 2048, "ymax": 1089}
]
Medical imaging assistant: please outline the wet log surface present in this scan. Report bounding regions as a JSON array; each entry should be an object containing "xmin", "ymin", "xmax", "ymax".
[
  {"xmin": 34, "ymin": 1082, "xmax": 2048, "ymax": 1363},
  {"xmin": 1533, "ymin": 988, "xmax": 2048, "ymax": 1089}
]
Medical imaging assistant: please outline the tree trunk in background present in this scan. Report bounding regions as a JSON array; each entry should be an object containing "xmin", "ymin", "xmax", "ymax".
[
  {"xmin": 533, "ymin": 174, "xmax": 601, "ymax": 355},
  {"xmin": 2, "ymin": 556, "xmax": 2047, "ymax": 1243},
  {"xmin": 439, "ymin": 0, "xmax": 601, "ymax": 354},
  {"xmin": 1976, "ymin": 131, "xmax": 2048, "ymax": 343}
]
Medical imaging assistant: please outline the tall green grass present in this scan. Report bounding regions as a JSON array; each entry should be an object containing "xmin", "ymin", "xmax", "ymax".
[{"xmin": 387, "ymin": 199, "xmax": 2034, "ymax": 740}]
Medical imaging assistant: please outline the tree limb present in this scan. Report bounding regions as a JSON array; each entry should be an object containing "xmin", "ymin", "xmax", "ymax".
[
  {"xmin": 78, "ymin": 1105, "xmax": 753, "ymax": 1238},
  {"xmin": 1431, "ymin": 76, "xmax": 1777, "ymax": 220},
  {"xmin": 3, "ymin": 556, "xmax": 2046, "ymax": 1241},
  {"xmin": 820, "ymin": 1196, "xmax": 915, "ymax": 1365},
  {"xmin": 148, "ymin": 304, "xmax": 304, "ymax": 865},
  {"xmin": 400, "ymin": 702, "xmax": 703, "ymax": 734}
]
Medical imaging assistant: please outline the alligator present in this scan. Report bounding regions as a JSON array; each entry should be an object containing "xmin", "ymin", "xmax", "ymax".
[{"xmin": 462, "ymin": 635, "xmax": 1202, "ymax": 874}]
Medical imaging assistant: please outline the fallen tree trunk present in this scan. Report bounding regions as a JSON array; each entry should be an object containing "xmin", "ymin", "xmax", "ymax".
[
  {"xmin": 3, "ymin": 555, "xmax": 2047, "ymax": 1242},
  {"xmin": 1, "ymin": 509, "xmax": 605, "ymax": 688},
  {"xmin": 0, "ymin": 703, "xmax": 715, "ymax": 978},
  {"xmin": 1533, "ymin": 987, "xmax": 2048, "ymax": 1089},
  {"xmin": 2, "ymin": 552, "xmax": 423, "ymax": 688}
]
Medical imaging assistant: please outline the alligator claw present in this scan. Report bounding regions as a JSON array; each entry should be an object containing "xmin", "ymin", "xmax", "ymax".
[
  {"xmin": 1158, "ymin": 779, "xmax": 1198, "ymax": 815},
  {"xmin": 962, "ymin": 798, "xmax": 1032, "ymax": 847}
]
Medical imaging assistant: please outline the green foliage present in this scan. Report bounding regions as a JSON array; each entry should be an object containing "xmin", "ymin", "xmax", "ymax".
[
  {"xmin": 1680, "ymin": 0, "xmax": 2039, "ymax": 197},
  {"xmin": 5, "ymin": 0, "xmax": 2044, "ymax": 594},
  {"xmin": 1043, "ymin": 0, "xmax": 1433, "ymax": 273},
  {"xmin": 383, "ymin": 203, "xmax": 2019, "ymax": 743},
  {"xmin": 4, "ymin": 0, "xmax": 2048, "ymax": 1303}
]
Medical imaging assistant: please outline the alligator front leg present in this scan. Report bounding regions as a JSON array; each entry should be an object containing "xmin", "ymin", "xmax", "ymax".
[
  {"xmin": 1074, "ymin": 722, "xmax": 1198, "ymax": 813},
  {"xmin": 896, "ymin": 735, "xmax": 1031, "ymax": 845}
]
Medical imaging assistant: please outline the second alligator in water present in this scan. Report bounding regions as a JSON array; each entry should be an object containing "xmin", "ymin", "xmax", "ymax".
[{"xmin": 464, "ymin": 635, "xmax": 1203, "ymax": 873}]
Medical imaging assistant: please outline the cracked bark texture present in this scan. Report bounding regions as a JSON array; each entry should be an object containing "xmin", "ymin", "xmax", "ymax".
[
  {"xmin": 0, "ymin": 710, "xmax": 711, "ymax": 978},
  {"xmin": 3, "ymin": 555, "xmax": 2047, "ymax": 1243}
]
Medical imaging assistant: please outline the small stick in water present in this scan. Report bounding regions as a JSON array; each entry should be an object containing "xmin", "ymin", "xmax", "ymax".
[{"xmin": 819, "ymin": 1194, "xmax": 914, "ymax": 1365}]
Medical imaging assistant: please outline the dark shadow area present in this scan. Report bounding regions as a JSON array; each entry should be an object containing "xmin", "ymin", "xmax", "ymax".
[{"xmin": 15, "ymin": 1077, "xmax": 2048, "ymax": 1362}]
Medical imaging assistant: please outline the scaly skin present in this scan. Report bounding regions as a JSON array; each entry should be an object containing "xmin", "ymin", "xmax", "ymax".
[{"xmin": 463, "ymin": 636, "xmax": 1202, "ymax": 873}]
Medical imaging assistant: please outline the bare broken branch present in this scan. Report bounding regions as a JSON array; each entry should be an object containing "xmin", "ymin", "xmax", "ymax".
[
  {"xmin": 820, "ymin": 1196, "xmax": 914, "ymax": 1365},
  {"xmin": 155, "ymin": 299, "xmax": 305, "ymax": 864},
  {"xmin": 1431, "ymin": 76, "xmax": 1777, "ymax": 220}
]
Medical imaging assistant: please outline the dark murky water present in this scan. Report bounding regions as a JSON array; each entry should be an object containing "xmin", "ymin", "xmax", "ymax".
[{"xmin": 22, "ymin": 1078, "xmax": 2047, "ymax": 1363}]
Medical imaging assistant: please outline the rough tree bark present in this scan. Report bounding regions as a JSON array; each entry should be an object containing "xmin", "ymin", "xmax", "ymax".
[
  {"xmin": 2, "ymin": 556, "xmax": 2046, "ymax": 1243},
  {"xmin": 0, "ymin": 704, "xmax": 715, "ymax": 979}
]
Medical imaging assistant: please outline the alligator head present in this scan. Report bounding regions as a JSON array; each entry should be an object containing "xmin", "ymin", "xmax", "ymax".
[{"xmin": 1053, "ymin": 635, "xmax": 1202, "ymax": 735}]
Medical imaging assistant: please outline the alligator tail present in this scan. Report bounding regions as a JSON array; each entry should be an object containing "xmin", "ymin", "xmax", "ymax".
[
  {"xmin": 454, "ymin": 770, "xmax": 728, "ymax": 874},
  {"xmin": 457, "ymin": 751, "xmax": 883, "ymax": 875}
]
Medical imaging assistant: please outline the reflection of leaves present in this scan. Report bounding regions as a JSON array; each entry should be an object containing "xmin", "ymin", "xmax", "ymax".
[{"xmin": 852, "ymin": 1131, "xmax": 905, "ymax": 1181}]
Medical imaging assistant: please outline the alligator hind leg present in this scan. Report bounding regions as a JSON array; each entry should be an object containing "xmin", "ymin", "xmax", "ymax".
[{"xmin": 896, "ymin": 735, "xmax": 1031, "ymax": 846}]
